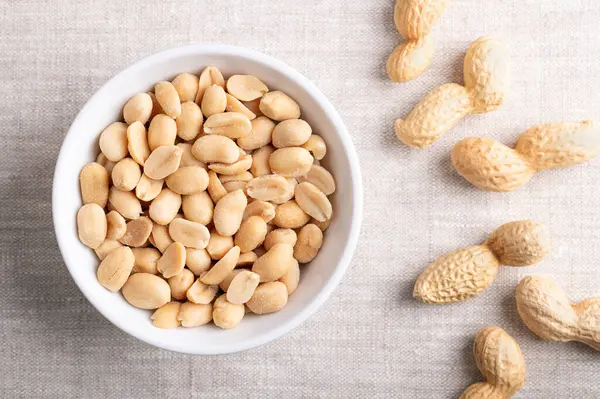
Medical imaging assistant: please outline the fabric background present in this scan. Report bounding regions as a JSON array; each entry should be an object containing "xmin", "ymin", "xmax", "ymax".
[{"xmin": 1, "ymin": 0, "xmax": 599, "ymax": 397}]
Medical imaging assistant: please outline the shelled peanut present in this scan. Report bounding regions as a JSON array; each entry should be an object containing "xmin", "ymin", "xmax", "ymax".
[
  {"xmin": 78, "ymin": 66, "xmax": 336, "ymax": 330},
  {"xmin": 413, "ymin": 220, "xmax": 550, "ymax": 304}
]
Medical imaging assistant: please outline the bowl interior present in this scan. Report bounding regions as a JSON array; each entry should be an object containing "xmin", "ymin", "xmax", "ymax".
[{"xmin": 53, "ymin": 45, "xmax": 362, "ymax": 354}]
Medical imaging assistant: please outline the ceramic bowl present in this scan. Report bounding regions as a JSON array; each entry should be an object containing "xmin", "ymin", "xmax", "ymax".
[{"xmin": 53, "ymin": 44, "xmax": 363, "ymax": 354}]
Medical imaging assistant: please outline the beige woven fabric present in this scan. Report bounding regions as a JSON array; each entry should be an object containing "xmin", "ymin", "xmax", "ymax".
[{"xmin": 1, "ymin": 0, "xmax": 599, "ymax": 397}]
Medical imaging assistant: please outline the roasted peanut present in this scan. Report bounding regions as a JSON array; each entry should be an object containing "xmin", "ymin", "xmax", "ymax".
[
  {"xmin": 237, "ymin": 251, "xmax": 258, "ymax": 267},
  {"xmin": 99, "ymin": 122, "xmax": 129, "ymax": 162},
  {"xmin": 135, "ymin": 174, "xmax": 163, "ymax": 202},
  {"xmin": 242, "ymin": 200, "xmax": 275, "ymax": 223},
  {"xmin": 119, "ymin": 216, "xmax": 153, "ymax": 247},
  {"xmin": 219, "ymin": 269, "xmax": 246, "ymax": 291},
  {"xmin": 172, "ymin": 72, "xmax": 199, "ymax": 103},
  {"xmin": 225, "ymin": 93, "xmax": 256, "ymax": 120},
  {"xmin": 243, "ymin": 98, "xmax": 263, "ymax": 117},
  {"xmin": 97, "ymin": 246, "xmax": 134, "ymax": 292},
  {"xmin": 272, "ymin": 119, "xmax": 312, "ymax": 148},
  {"xmin": 219, "ymin": 171, "xmax": 253, "ymax": 183},
  {"xmin": 96, "ymin": 153, "xmax": 116, "ymax": 175},
  {"xmin": 108, "ymin": 187, "xmax": 142, "ymax": 219},
  {"xmin": 127, "ymin": 122, "xmax": 151, "ymax": 166},
  {"xmin": 167, "ymin": 269, "xmax": 195, "ymax": 300},
  {"xmin": 298, "ymin": 164, "xmax": 336, "ymax": 195},
  {"xmin": 151, "ymin": 301, "xmax": 182, "ymax": 329},
  {"xmin": 151, "ymin": 222, "xmax": 174, "ymax": 253},
  {"xmin": 213, "ymin": 189, "xmax": 247, "ymax": 236},
  {"xmin": 157, "ymin": 242, "xmax": 186, "ymax": 278},
  {"xmin": 182, "ymin": 191, "xmax": 213, "ymax": 225},
  {"xmin": 246, "ymin": 174, "xmax": 293, "ymax": 203},
  {"xmin": 279, "ymin": 259, "xmax": 300, "ymax": 295},
  {"xmin": 301, "ymin": 134, "xmax": 327, "ymax": 160},
  {"xmin": 144, "ymin": 145, "xmax": 183, "ymax": 180},
  {"xmin": 414, "ymin": 220, "xmax": 550, "ymax": 304},
  {"xmin": 452, "ymin": 121, "xmax": 600, "ymax": 192},
  {"xmin": 178, "ymin": 302, "xmax": 213, "ymax": 327},
  {"xmin": 246, "ymin": 281, "xmax": 288, "ymax": 314},
  {"xmin": 213, "ymin": 294, "xmax": 245, "ymax": 329},
  {"xmin": 206, "ymin": 230, "xmax": 234, "ymax": 260},
  {"xmin": 259, "ymin": 91, "xmax": 300, "ymax": 121},
  {"xmin": 123, "ymin": 93, "xmax": 153, "ymax": 125},
  {"xmin": 201, "ymin": 84, "xmax": 227, "ymax": 117},
  {"xmin": 195, "ymin": 66, "xmax": 225, "ymax": 105},
  {"xmin": 192, "ymin": 135, "xmax": 239, "ymax": 164},
  {"xmin": 252, "ymin": 243, "xmax": 294, "ymax": 282},
  {"xmin": 237, "ymin": 116, "xmax": 275, "ymax": 150},
  {"xmin": 273, "ymin": 200, "xmax": 310, "ymax": 229},
  {"xmin": 176, "ymin": 101, "xmax": 203, "ymax": 141},
  {"xmin": 254, "ymin": 246, "xmax": 267, "ymax": 258},
  {"xmin": 203, "ymin": 112, "xmax": 252, "ymax": 139},
  {"xmin": 148, "ymin": 91, "xmax": 164, "ymax": 119},
  {"xmin": 168, "ymin": 218, "xmax": 210, "ymax": 249},
  {"xmin": 269, "ymin": 147, "xmax": 313, "ymax": 177},
  {"xmin": 396, "ymin": 37, "xmax": 509, "ymax": 148},
  {"xmin": 131, "ymin": 247, "xmax": 161, "ymax": 274},
  {"xmin": 94, "ymin": 239, "xmax": 123, "ymax": 261},
  {"xmin": 516, "ymin": 276, "xmax": 600, "ymax": 351},
  {"xmin": 155, "ymin": 81, "xmax": 181, "ymax": 118},
  {"xmin": 223, "ymin": 181, "xmax": 249, "ymax": 194},
  {"xmin": 165, "ymin": 166, "xmax": 209, "ymax": 195},
  {"xmin": 264, "ymin": 228, "xmax": 297, "ymax": 251},
  {"xmin": 208, "ymin": 153, "xmax": 253, "ymax": 175},
  {"xmin": 148, "ymin": 188, "xmax": 181, "ymax": 225},
  {"xmin": 77, "ymin": 203, "xmax": 107, "ymax": 249},
  {"xmin": 227, "ymin": 270, "xmax": 260, "ymax": 304},
  {"xmin": 207, "ymin": 170, "xmax": 228, "ymax": 203},
  {"xmin": 177, "ymin": 143, "xmax": 206, "ymax": 168},
  {"xmin": 223, "ymin": 181, "xmax": 248, "ymax": 193},
  {"xmin": 311, "ymin": 216, "xmax": 331, "ymax": 231},
  {"xmin": 226, "ymin": 75, "xmax": 269, "ymax": 101},
  {"xmin": 250, "ymin": 144, "xmax": 274, "ymax": 177},
  {"xmin": 111, "ymin": 158, "xmax": 141, "ymax": 191},
  {"xmin": 201, "ymin": 246, "xmax": 240, "ymax": 285},
  {"xmin": 185, "ymin": 248, "xmax": 212, "ymax": 275},
  {"xmin": 294, "ymin": 182, "xmax": 332, "ymax": 222},
  {"xmin": 148, "ymin": 114, "xmax": 177, "ymax": 151},
  {"xmin": 122, "ymin": 273, "xmax": 171, "ymax": 309},
  {"xmin": 294, "ymin": 224, "xmax": 323, "ymax": 263},
  {"xmin": 80, "ymin": 162, "xmax": 110, "ymax": 208},
  {"xmin": 235, "ymin": 216, "xmax": 268, "ymax": 252},
  {"xmin": 280, "ymin": 178, "xmax": 298, "ymax": 204}
]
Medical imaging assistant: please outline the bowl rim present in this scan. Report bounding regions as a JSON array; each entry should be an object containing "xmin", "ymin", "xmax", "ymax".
[{"xmin": 53, "ymin": 43, "xmax": 363, "ymax": 354}]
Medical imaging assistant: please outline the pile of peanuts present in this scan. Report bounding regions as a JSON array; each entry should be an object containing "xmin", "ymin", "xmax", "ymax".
[{"xmin": 76, "ymin": 66, "xmax": 336, "ymax": 329}]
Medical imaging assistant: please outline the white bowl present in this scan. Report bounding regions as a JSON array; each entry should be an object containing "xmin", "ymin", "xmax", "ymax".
[{"xmin": 53, "ymin": 44, "xmax": 363, "ymax": 354}]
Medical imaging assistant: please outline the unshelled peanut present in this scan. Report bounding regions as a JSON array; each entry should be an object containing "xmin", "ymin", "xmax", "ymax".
[
  {"xmin": 413, "ymin": 220, "xmax": 550, "ymax": 304},
  {"xmin": 515, "ymin": 276, "xmax": 600, "ymax": 351},
  {"xmin": 387, "ymin": 0, "xmax": 447, "ymax": 82},
  {"xmin": 395, "ymin": 37, "xmax": 509, "ymax": 148},
  {"xmin": 452, "ymin": 121, "xmax": 600, "ymax": 192},
  {"xmin": 459, "ymin": 327, "xmax": 526, "ymax": 399}
]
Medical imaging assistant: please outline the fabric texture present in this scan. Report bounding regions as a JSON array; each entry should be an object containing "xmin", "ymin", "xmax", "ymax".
[{"xmin": 1, "ymin": 0, "xmax": 599, "ymax": 397}]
